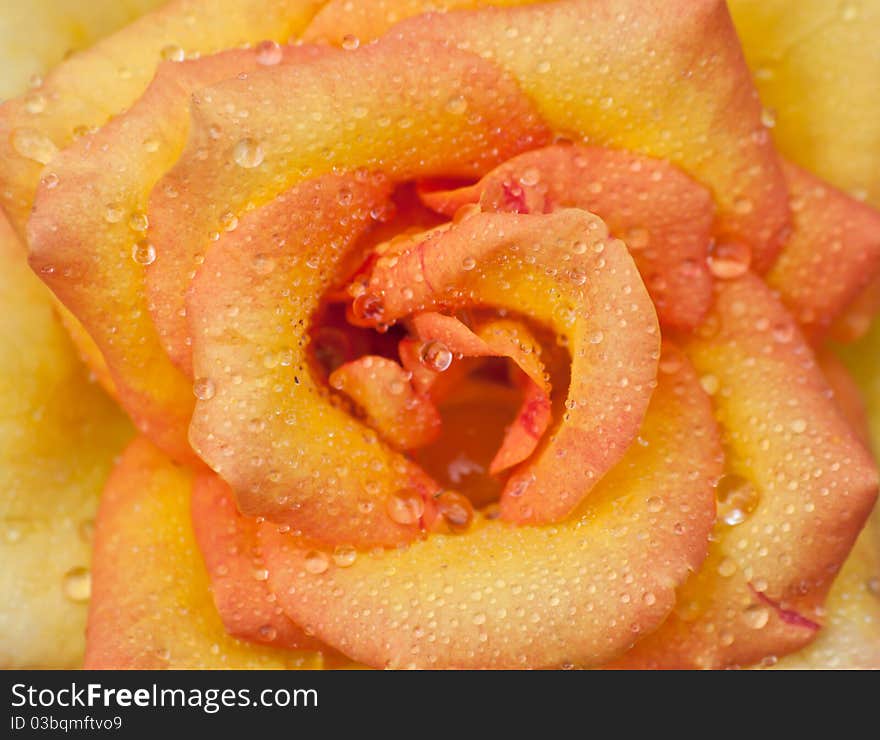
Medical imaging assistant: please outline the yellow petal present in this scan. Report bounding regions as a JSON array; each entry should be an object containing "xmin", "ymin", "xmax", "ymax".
[
  {"xmin": 0, "ymin": 0, "xmax": 166, "ymax": 99},
  {"xmin": 0, "ymin": 211, "xmax": 132, "ymax": 668},
  {"xmin": 86, "ymin": 437, "xmax": 323, "ymax": 669},
  {"xmin": 729, "ymin": 0, "xmax": 880, "ymax": 207}
]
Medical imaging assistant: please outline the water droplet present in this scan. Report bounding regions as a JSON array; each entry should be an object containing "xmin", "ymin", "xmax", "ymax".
[
  {"xmin": 253, "ymin": 568, "xmax": 269, "ymax": 581},
  {"xmin": 11, "ymin": 128, "xmax": 57, "ymax": 164},
  {"xmin": 252, "ymin": 254, "xmax": 275, "ymax": 275},
  {"xmin": 646, "ymin": 496, "xmax": 664, "ymax": 513},
  {"xmin": 716, "ymin": 473, "xmax": 759, "ymax": 526},
  {"xmin": 789, "ymin": 418, "xmax": 807, "ymax": 434},
  {"xmin": 461, "ymin": 256, "xmax": 476, "ymax": 271},
  {"xmin": 519, "ymin": 167, "xmax": 541, "ymax": 187},
  {"xmin": 445, "ymin": 96, "xmax": 468, "ymax": 115},
  {"xmin": 62, "ymin": 566, "xmax": 91, "ymax": 602},
  {"xmin": 341, "ymin": 34, "xmax": 360, "ymax": 50},
  {"xmin": 333, "ymin": 546, "xmax": 357, "ymax": 568},
  {"xmin": 258, "ymin": 624, "xmax": 278, "ymax": 641},
  {"xmin": 867, "ymin": 577, "xmax": 880, "ymax": 597},
  {"xmin": 131, "ymin": 240, "xmax": 156, "ymax": 265},
  {"xmin": 760, "ymin": 107, "xmax": 777, "ymax": 129},
  {"xmin": 128, "ymin": 211, "xmax": 149, "ymax": 232},
  {"xmin": 742, "ymin": 604, "xmax": 770, "ymax": 630},
  {"xmin": 25, "ymin": 93, "xmax": 46, "ymax": 114},
  {"xmin": 717, "ymin": 557, "xmax": 738, "ymax": 577},
  {"xmin": 304, "ymin": 550, "xmax": 329, "ymax": 574},
  {"xmin": 700, "ymin": 374, "xmax": 720, "ymax": 395},
  {"xmin": 420, "ymin": 341, "xmax": 452, "ymax": 372},
  {"xmin": 733, "ymin": 197, "xmax": 754, "ymax": 215},
  {"xmin": 233, "ymin": 137, "xmax": 264, "ymax": 168},
  {"xmin": 104, "ymin": 203, "xmax": 124, "ymax": 223},
  {"xmin": 387, "ymin": 489, "xmax": 424, "ymax": 525},
  {"xmin": 161, "ymin": 44, "xmax": 185, "ymax": 62},
  {"xmin": 255, "ymin": 40, "xmax": 283, "ymax": 66},
  {"xmin": 435, "ymin": 491, "xmax": 474, "ymax": 533},
  {"xmin": 352, "ymin": 293, "xmax": 384, "ymax": 323},
  {"xmin": 41, "ymin": 172, "xmax": 59, "ymax": 189},
  {"xmin": 220, "ymin": 211, "xmax": 238, "ymax": 232},
  {"xmin": 708, "ymin": 241, "xmax": 751, "ymax": 279},
  {"xmin": 193, "ymin": 377, "xmax": 216, "ymax": 401}
]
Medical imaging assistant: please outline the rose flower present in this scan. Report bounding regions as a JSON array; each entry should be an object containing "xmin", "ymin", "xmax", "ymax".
[{"xmin": 1, "ymin": 0, "xmax": 879, "ymax": 670}]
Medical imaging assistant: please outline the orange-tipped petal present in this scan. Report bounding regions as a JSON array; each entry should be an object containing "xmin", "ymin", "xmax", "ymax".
[
  {"xmin": 831, "ymin": 274, "xmax": 880, "ymax": 344},
  {"xmin": 147, "ymin": 33, "xmax": 548, "ymax": 371},
  {"xmin": 329, "ymin": 356, "xmax": 441, "ymax": 450},
  {"xmin": 259, "ymin": 348, "xmax": 720, "ymax": 668},
  {"xmin": 86, "ymin": 437, "xmax": 323, "ymax": 669},
  {"xmin": 420, "ymin": 144, "xmax": 716, "ymax": 330},
  {"xmin": 0, "ymin": 211, "xmax": 132, "ymax": 668},
  {"xmin": 0, "ymin": 0, "xmax": 325, "ymax": 234},
  {"xmin": 409, "ymin": 313, "xmax": 551, "ymax": 474},
  {"xmin": 767, "ymin": 506, "xmax": 880, "ymax": 670},
  {"xmin": 767, "ymin": 162, "xmax": 880, "ymax": 340},
  {"xmin": 309, "ymin": 0, "xmax": 789, "ymax": 268},
  {"xmin": 817, "ymin": 350, "xmax": 872, "ymax": 451},
  {"xmin": 302, "ymin": 0, "xmax": 538, "ymax": 45},
  {"xmin": 188, "ymin": 173, "xmax": 445, "ymax": 547},
  {"xmin": 362, "ymin": 209, "xmax": 659, "ymax": 525},
  {"xmin": 27, "ymin": 49, "xmax": 326, "ymax": 462},
  {"xmin": 190, "ymin": 473, "xmax": 327, "ymax": 651},
  {"xmin": 611, "ymin": 274, "xmax": 879, "ymax": 668}
]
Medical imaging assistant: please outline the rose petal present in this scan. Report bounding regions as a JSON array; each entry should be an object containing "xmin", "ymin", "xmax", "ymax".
[
  {"xmin": 0, "ymin": 0, "xmax": 166, "ymax": 98},
  {"xmin": 817, "ymin": 350, "xmax": 872, "ymax": 450},
  {"xmin": 147, "ymin": 33, "xmax": 548, "ymax": 372},
  {"xmin": 259, "ymin": 347, "xmax": 719, "ymax": 668},
  {"xmin": 730, "ymin": 0, "xmax": 880, "ymax": 207},
  {"xmin": 767, "ymin": 505, "xmax": 880, "ymax": 670},
  {"xmin": 767, "ymin": 162, "xmax": 880, "ymax": 340},
  {"xmin": 362, "ymin": 209, "xmax": 659, "ymax": 525},
  {"xmin": 409, "ymin": 313, "xmax": 551, "ymax": 474},
  {"xmin": 0, "ymin": 0, "xmax": 325, "ymax": 233},
  {"xmin": 420, "ymin": 144, "xmax": 716, "ymax": 330},
  {"xmin": 831, "ymin": 276, "xmax": 880, "ymax": 344},
  {"xmin": 612, "ymin": 274, "xmax": 878, "ymax": 668},
  {"xmin": 190, "ymin": 473, "xmax": 328, "ymax": 651},
  {"xmin": 0, "ymin": 212, "xmax": 131, "ymax": 668},
  {"xmin": 85, "ymin": 437, "xmax": 324, "ymax": 669},
  {"xmin": 329, "ymin": 355, "xmax": 442, "ymax": 450},
  {"xmin": 188, "ymin": 173, "xmax": 447, "ymax": 547},
  {"xmin": 28, "ymin": 50, "xmax": 327, "ymax": 462},
  {"xmin": 308, "ymin": 0, "xmax": 790, "ymax": 269}
]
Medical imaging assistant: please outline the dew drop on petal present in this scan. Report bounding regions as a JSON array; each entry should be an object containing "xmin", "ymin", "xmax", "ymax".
[
  {"xmin": 387, "ymin": 489, "xmax": 424, "ymax": 525},
  {"xmin": 304, "ymin": 550, "xmax": 330, "ymax": 574},
  {"xmin": 62, "ymin": 566, "xmax": 91, "ymax": 603},
  {"xmin": 233, "ymin": 137, "xmax": 264, "ymax": 168},
  {"xmin": 193, "ymin": 377, "xmax": 216, "ymax": 401},
  {"xmin": 420, "ymin": 341, "xmax": 453, "ymax": 372}
]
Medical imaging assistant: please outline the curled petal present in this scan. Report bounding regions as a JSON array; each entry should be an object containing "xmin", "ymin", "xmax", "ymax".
[
  {"xmin": 768, "ymin": 162, "xmax": 880, "ymax": 340},
  {"xmin": 190, "ymin": 474, "xmax": 328, "ymax": 651},
  {"xmin": 188, "ymin": 174, "xmax": 444, "ymax": 547},
  {"xmin": 310, "ymin": 0, "xmax": 789, "ymax": 268},
  {"xmin": 420, "ymin": 144, "xmax": 716, "ymax": 330},
  {"xmin": 613, "ymin": 275, "xmax": 878, "ymax": 668},
  {"xmin": 28, "ymin": 49, "xmax": 326, "ymax": 462},
  {"xmin": 147, "ymin": 33, "xmax": 548, "ymax": 370},
  {"xmin": 329, "ymin": 356, "xmax": 441, "ymax": 450},
  {"xmin": 409, "ymin": 313, "xmax": 551, "ymax": 474},
  {"xmin": 363, "ymin": 209, "xmax": 659, "ymax": 525},
  {"xmin": 85, "ymin": 437, "xmax": 323, "ymax": 669},
  {"xmin": 259, "ymin": 351, "xmax": 720, "ymax": 668}
]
